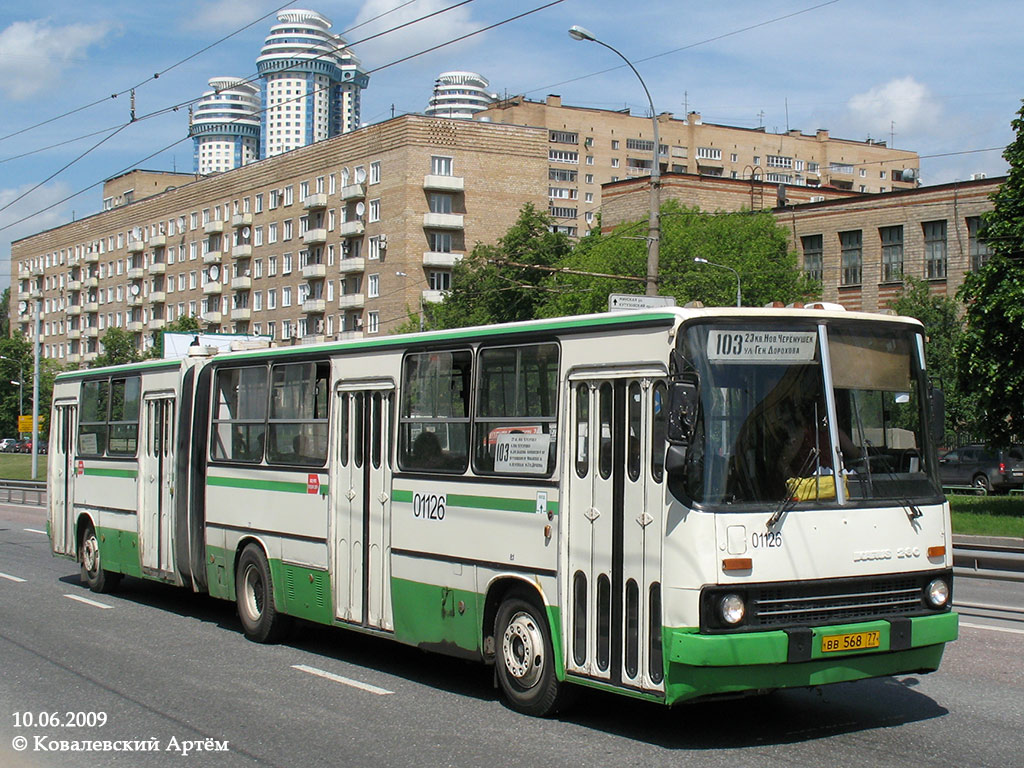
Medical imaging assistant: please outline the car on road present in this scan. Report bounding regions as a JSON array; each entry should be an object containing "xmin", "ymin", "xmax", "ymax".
[
  {"xmin": 938, "ymin": 444, "xmax": 1024, "ymax": 494},
  {"xmin": 15, "ymin": 439, "xmax": 45, "ymax": 455},
  {"xmin": 0, "ymin": 438, "xmax": 17, "ymax": 452}
]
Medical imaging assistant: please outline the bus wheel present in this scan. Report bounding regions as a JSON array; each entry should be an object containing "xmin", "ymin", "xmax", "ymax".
[
  {"xmin": 236, "ymin": 544, "xmax": 290, "ymax": 643},
  {"xmin": 495, "ymin": 594, "xmax": 567, "ymax": 716},
  {"xmin": 80, "ymin": 522, "xmax": 120, "ymax": 594}
]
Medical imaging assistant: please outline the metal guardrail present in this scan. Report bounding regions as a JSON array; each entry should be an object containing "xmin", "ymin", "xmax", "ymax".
[
  {"xmin": 0, "ymin": 479, "xmax": 46, "ymax": 507},
  {"xmin": 953, "ymin": 535, "xmax": 1024, "ymax": 582}
]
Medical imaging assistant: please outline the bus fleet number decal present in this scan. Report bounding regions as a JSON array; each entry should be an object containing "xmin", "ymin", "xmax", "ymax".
[
  {"xmin": 413, "ymin": 492, "xmax": 446, "ymax": 521},
  {"xmin": 751, "ymin": 531, "xmax": 783, "ymax": 549}
]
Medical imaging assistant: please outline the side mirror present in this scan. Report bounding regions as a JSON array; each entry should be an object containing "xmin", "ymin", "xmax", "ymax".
[
  {"xmin": 928, "ymin": 386, "xmax": 945, "ymax": 446},
  {"xmin": 667, "ymin": 378, "xmax": 699, "ymax": 444}
]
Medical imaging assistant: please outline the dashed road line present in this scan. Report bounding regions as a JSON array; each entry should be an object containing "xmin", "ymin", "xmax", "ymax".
[
  {"xmin": 959, "ymin": 621, "xmax": 1024, "ymax": 636},
  {"xmin": 23, "ymin": 528, "xmax": 47, "ymax": 535},
  {"xmin": 63, "ymin": 594, "xmax": 113, "ymax": 610},
  {"xmin": 0, "ymin": 572, "xmax": 27, "ymax": 583},
  {"xmin": 292, "ymin": 664, "xmax": 394, "ymax": 695}
]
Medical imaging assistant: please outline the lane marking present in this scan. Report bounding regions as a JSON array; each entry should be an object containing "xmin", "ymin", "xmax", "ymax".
[
  {"xmin": 960, "ymin": 621, "xmax": 1024, "ymax": 636},
  {"xmin": 956, "ymin": 600, "xmax": 1024, "ymax": 616},
  {"xmin": 0, "ymin": 572, "xmax": 27, "ymax": 583},
  {"xmin": 24, "ymin": 528, "xmax": 47, "ymax": 535},
  {"xmin": 292, "ymin": 664, "xmax": 394, "ymax": 695},
  {"xmin": 63, "ymin": 594, "xmax": 113, "ymax": 610}
]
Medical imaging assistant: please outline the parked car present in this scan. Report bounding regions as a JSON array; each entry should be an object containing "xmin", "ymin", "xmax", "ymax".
[
  {"xmin": 0, "ymin": 438, "xmax": 17, "ymax": 452},
  {"xmin": 938, "ymin": 444, "xmax": 1024, "ymax": 494}
]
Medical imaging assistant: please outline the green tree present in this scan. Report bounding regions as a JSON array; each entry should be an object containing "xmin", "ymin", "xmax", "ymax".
[
  {"xmin": 540, "ymin": 201, "xmax": 819, "ymax": 316},
  {"xmin": 145, "ymin": 315, "xmax": 201, "ymax": 359},
  {"xmin": 0, "ymin": 334, "xmax": 61, "ymax": 440},
  {"xmin": 91, "ymin": 327, "xmax": 140, "ymax": 368},
  {"xmin": 957, "ymin": 100, "xmax": 1024, "ymax": 445},
  {"xmin": 410, "ymin": 204, "xmax": 572, "ymax": 331},
  {"xmin": 0, "ymin": 287, "xmax": 9, "ymax": 338},
  {"xmin": 890, "ymin": 277, "xmax": 976, "ymax": 444}
]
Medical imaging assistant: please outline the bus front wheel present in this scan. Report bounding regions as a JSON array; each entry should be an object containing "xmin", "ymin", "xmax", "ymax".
[
  {"xmin": 494, "ymin": 593, "xmax": 568, "ymax": 716},
  {"xmin": 235, "ymin": 544, "xmax": 290, "ymax": 643},
  {"xmin": 79, "ymin": 522, "xmax": 120, "ymax": 593}
]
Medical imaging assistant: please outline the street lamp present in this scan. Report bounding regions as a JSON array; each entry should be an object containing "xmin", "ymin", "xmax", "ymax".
[
  {"xmin": 569, "ymin": 24, "xmax": 661, "ymax": 296},
  {"xmin": 694, "ymin": 257, "xmax": 742, "ymax": 307}
]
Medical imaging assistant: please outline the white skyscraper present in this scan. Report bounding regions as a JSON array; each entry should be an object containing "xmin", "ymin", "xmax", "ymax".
[
  {"xmin": 256, "ymin": 9, "xmax": 369, "ymax": 157},
  {"xmin": 425, "ymin": 72, "xmax": 496, "ymax": 119},
  {"xmin": 189, "ymin": 77, "xmax": 262, "ymax": 175}
]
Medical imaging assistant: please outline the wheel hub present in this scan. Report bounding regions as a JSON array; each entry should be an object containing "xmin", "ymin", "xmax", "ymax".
[
  {"xmin": 243, "ymin": 565, "xmax": 264, "ymax": 621},
  {"xmin": 502, "ymin": 612, "xmax": 543, "ymax": 688},
  {"xmin": 82, "ymin": 537, "xmax": 98, "ymax": 573}
]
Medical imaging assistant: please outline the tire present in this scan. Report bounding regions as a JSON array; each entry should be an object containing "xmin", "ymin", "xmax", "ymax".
[
  {"xmin": 972, "ymin": 474, "xmax": 991, "ymax": 495},
  {"xmin": 79, "ymin": 522, "xmax": 121, "ymax": 594},
  {"xmin": 236, "ymin": 544, "xmax": 291, "ymax": 643},
  {"xmin": 494, "ymin": 593, "xmax": 569, "ymax": 716}
]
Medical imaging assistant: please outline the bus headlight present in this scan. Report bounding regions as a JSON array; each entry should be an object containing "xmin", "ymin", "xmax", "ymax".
[
  {"xmin": 719, "ymin": 594, "xmax": 746, "ymax": 625},
  {"xmin": 924, "ymin": 578, "xmax": 950, "ymax": 608}
]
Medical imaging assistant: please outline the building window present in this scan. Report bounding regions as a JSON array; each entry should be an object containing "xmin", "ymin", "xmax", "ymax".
[
  {"xmin": 283, "ymin": 253, "xmax": 293, "ymax": 274},
  {"xmin": 967, "ymin": 216, "xmax": 992, "ymax": 270},
  {"xmin": 283, "ymin": 220, "xmax": 293, "ymax": 240},
  {"xmin": 368, "ymin": 273, "xmax": 379, "ymax": 298},
  {"xmin": 585, "ymin": 174, "xmax": 594, "ymax": 184},
  {"xmin": 549, "ymin": 168, "xmax": 577, "ymax": 182},
  {"xmin": 431, "ymin": 156, "xmax": 453, "ymax": 176},
  {"xmin": 923, "ymin": 220, "xmax": 947, "ymax": 279},
  {"xmin": 549, "ymin": 149, "xmax": 579, "ymax": 164},
  {"xmin": 368, "ymin": 199, "xmax": 380, "ymax": 222},
  {"xmin": 880, "ymin": 226, "xmax": 904, "ymax": 282},
  {"xmin": 368, "ymin": 236, "xmax": 381, "ymax": 260},
  {"xmin": 766, "ymin": 155, "xmax": 793, "ymax": 168},
  {"xmin": 429, "ymin": 271, "xmax": 451, "ymax": 291},
  {"xmin": 367, "ymin": 311, "xmax": 379, "ymax": 334},
  {"xmin": 839, "ymin": 230, "xmax": 862, "ymax": 286},
  {"xmin": 370, "ymin": 161, "xmax": 381, "ymax": 184},
  {"xmin": 696, "ymin": 147, "xmax": 722, "ymax": 161},
  {"xmin": 428, "ymin": 232, "xmax": 452, "ymax": 253},
  {"xmin": 550, "ymin": 130, "xmax": 578, "ymax": 144}
]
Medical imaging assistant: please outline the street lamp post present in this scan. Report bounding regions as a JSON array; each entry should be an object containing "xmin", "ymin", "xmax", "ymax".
[
  {"xmin": 694, "ymin": 257, "xmax": 742, "ymax": 307},
  {"xmin": 569, "ymin": 25, "xmax": 660, "ymax": 296}
]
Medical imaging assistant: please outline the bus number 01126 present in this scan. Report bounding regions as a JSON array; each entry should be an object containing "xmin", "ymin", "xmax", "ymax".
[{"xmin": 412, "ymin": 492, "xmax": 446, "ymax": 521}]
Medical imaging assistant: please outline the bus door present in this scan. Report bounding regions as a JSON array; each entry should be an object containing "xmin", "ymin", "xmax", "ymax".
[
  {"xmin": 564, "ymin": 371, "xmax": 667, "ymax": 693},
  {"xmin": 50, "ymin": 402, "xmax": 78, "ymax": 556},
  {"xmin": 331, "ymin": 382, "xmax": 394, "ymax": 630},
  {"xmin": 140, "ymin": 395, "xmax": 175, "ymax": 576}
]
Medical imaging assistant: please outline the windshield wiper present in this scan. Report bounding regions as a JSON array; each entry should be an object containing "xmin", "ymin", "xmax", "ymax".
[{"xmin": 766, "ymin": 447, "xmax": 819, "ymax": 530}]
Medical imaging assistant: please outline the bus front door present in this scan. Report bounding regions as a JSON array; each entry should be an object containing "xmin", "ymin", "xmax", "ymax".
[
  {"xmin": 332, "ymin": 385, "xmax": 394, "ymax": 631},
  {"xmin": 50, "ymin": 403, "xmax": 78, "ymax": 557},
  {"xmin": 140, "ymin": 396, "xmax": 175, "ymax": 576},
  {"xmin": 565, "ymin": 374, "xmax": 666, "ymax": 694}
]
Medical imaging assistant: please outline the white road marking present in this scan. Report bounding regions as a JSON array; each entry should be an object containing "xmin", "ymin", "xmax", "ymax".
[
  {"xmin": 957, "ymin": 600, "xmax": 1024, "ymax": 615},
  {"xmin": 0, "ymin": 572, "xmax": 27, "ymax": 583},
  {"xmin": 959, "ymin": 621, "xmax": 1024, "ymax": 636},
  {"xmin": 63, "ymin": 594, "xmax": 113, "ymax": 610},
  {"xmin": 24, "ymin": 528, "xmax": 47, "ymax": 535},
  {"xmin": 292, "ymin": 664, "xmax": 394, "ymax": 695}
]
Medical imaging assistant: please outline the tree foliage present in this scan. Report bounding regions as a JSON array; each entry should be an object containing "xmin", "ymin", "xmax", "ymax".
[
  {"xmin": 957, "ymin": 100, "xmax": 1024, "ymax": 445},
  {"xmin": 145, "ymin": 315, "xmax": 201, "ymax": 359},
  {"xmin": 91, "ymin": 328, "xmax": 140, "ymax": 368},
  {"xmin": 0, "ymin": 334, "xmax": 61, "ymax": 439}
]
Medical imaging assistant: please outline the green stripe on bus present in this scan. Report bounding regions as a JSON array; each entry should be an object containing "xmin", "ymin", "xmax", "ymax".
[
  {"xmin": 207, "ymin": 475, "xmax": 328, "ymax": 494},
  {"xmin": 392, "ymin": 488, "xmax": 558, "ymax": 515},
  {"xmin": 83, "ymin": 467, "xmax": 138, "ymax": 479}
]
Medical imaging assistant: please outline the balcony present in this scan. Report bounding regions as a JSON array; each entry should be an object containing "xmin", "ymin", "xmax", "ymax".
[
  {"xmin": 30, "ymin": 264, "xmax": 43, "ymax": 277},
  {"xmin": 149, "ymin": 235, "xmax": 167, "ymax": 249},
  {"xmin": 148, "ymin": 318, "xmax": 166, "ymax": 331},
  {"xmin": 127, "ymin": 267, "xmax": 145, "ymax": 280},
  {"xmin": 232, "ymin": 213, "xmax": 253, "ymax": 228},
  {"xmin": 230, "ymin": 307, "xmax": 252, "ymax": 322},
  {"xmin": 204, "ymin": 220, "xmax": 225, "ymax": 234},
  {"xmin": 337, "ymin": 330, "xmax": 364, "ymax": 341},
  {"xmin": 66, "ymin": 305, "xmax": 81, "ymax": 316},
  {"xmin": 67, "ymin": 280, "xmax": 82, "ymax": 292},
  {"xmin": 127, "ymin": 239, "xmax": 145, "ymax": 254},
  {"xmin": 423, "ymin": 174, "xmax": 465, "ymax": 192},
  {"xmin": 422, "ymin": 251, "xmax": 464, "ymax": 268},
  {"xmin": 202, "ymin": 282, "xmax": 223, "ymax": 295},
  {"xmin": 338, "ymin": 257, "xmax": 365, "ymax": 273},
  {"xmin": 83, "ymin": 277, "xmax": 99, "ymax": 289},
  {"xmin": 303, "ymin": 193, "xmax": 328, "ymax": 210},
  {"xmin": 232, "ymin": 244, "xmax": 252, "ymax": 258},
  {"xmin": 302, "ymin": 298, "xmax": 326, "ymax": 314},
  {"xmin": 148, "ymin": 262, "xmax": 166, "ymax": 275},
  {"xmin": 66, "ymin": 353, "xmax": 81, "ymax": 365},
  {"xmin": 84, "ymin": 252, "xmax": 99, "ymax": 264},
  {"xmin": 127, "ymin": 321, "xmax": 145, "ymax": 333},
  {"xmin": 422, "ymin": 289, "xmax": 447, "ymax": 304},
  {"xmin": 201, "ymin": 311, "xmax": 222, "ymax": 325},
  {"xmin": 338, "ymin": 294, "xmax": 365, "ymax": 309},
  {"xmin": 340, "ymin": 183, "xmax": 365, "ymax": 200},
  {"xmin": 67, "ymin": 329, "xmax": 82, "ymax": 340},
  {"xmin": 203, "ymin": 251, "xmax": 223, "ymax": 264},
  {"xmin": 83, "ymin": 302, "xmax": 99, "ymax": 314},
  {"xmin": 29, "ymin": 287, "xmax": 42, "ymax": 300},
  {"xmin": 149, "ymin": 291, "xmax": 166, "ymax": 304},
  {"xmin": 303, "ymin": 228, "xmax": 327, "ymax": 245},
  {"xmin": 339, "ymin": 221, "xmax": 365, "ymax": 237},
  {"xmin": 302, "ymin": 263, "xmax": 327, "ymax": 280},
  {"xmin": 82, "ymin": 352, "xmax": 98, "ymax": 364},
  {"xmin": 230, "ymin": 276, "xmax": 252, "ymax": 291},
  {"xmin": 128, "ymin": 296, "xmax": 143, "ymax": 308},
  {"xmin": 301, "ymin": 334, "xmax": 326, "ymax": 345},
  {"xmin": 422, "ymin": 212, "xmax": 464, "ymax": 230},
  {"xmin": 83, "ymin": 327, "xmax": 99, "ymax": 338}
]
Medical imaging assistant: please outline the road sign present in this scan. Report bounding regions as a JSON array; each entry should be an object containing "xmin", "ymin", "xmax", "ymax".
[
  {"xmin": 608, "ymin": 294, "xmax": 677, "ymax": 311},
  {"xmin": 18, "ymin": 415, "xmax": 33, "ymax": 433}
]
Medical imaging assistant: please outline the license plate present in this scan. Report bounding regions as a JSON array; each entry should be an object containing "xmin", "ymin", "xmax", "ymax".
[{"xmin": 821, "ymin": 630, "xmax": 881, "ymax": 653}]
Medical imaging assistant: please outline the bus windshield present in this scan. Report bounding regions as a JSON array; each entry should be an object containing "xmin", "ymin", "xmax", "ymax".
[{"xmin": 675, "ymin": 320, "xmax": 942, "ymax": 507}]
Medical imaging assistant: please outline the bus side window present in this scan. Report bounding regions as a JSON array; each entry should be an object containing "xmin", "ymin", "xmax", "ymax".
[
  {"xmin": 575, "ymin": 383, "xmax": 589, "ymax": 478},
  {"xmin": 399, "ymin": 350, "xmax": 472, "ymax": 473},
  {"xmin": 651, "ymin": 382, "xmax": 667, "ymax": 482},
  {"xmin": 79, "ymin": 379, "xmax": 109, "ymax": 456},
  {"xmin": 267, "ymin": 361, "xmax": 329, "ymax": 466}
]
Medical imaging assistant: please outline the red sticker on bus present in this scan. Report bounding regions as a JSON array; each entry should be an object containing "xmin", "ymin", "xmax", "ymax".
[
  {"xmin": 307, "ymin": 474, "xmax": 320, "ymax": 495},
  {"xmin": 77, "ymin": 460, "xmax": 84, "ymax": 476}
]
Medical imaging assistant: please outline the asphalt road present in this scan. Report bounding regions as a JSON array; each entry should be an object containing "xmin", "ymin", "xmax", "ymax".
[{"xmin": 1, "ymin": 502, "xmax": 1022, "ymax": 768}]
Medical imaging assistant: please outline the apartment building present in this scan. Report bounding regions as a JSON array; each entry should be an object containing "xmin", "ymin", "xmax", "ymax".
[
  {"xmin": 477, "ymin": 94, "xmax": 920, "ymax": 237},
  {"xmin": 11, "ymin": 115, "xmax": 548, "ymax": 365},
  {"xmin": 601, "ymin": 172, "xmax": 1001, "ymax": 313}
]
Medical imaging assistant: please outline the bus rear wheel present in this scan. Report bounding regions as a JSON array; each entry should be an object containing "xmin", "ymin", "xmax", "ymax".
[
  {"xmin": 79, "ymin": 522, "xmax": 120, "ymax": 593},
  {"xmin": 494, "ymin": 593, "xmax": 568, "ymax": 716},
  {"xmin": 236, "ymin": 544, "xmax": 290, "ymax": 643}
]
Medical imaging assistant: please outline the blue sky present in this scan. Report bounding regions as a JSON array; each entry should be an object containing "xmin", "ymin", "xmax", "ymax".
[{"xmin": 1, "ymin": 0, "xmax": 1021, "ymax": 291}]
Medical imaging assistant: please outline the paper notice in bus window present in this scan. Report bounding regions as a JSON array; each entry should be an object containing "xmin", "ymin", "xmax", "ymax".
[
  {"xmin": 80, "ymin": 432, "xmax": 98, "ymax": 455},
  {"xmin": 494, "ymin": 432, "xmax": 550, "ymax": 475},
  {"xmin": 707, "ymin": 330, "xmax": 817, "ymax": 364}
]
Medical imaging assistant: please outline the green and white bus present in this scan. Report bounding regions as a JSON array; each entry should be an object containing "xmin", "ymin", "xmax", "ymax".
[{"xmin": 47, "ymin": 307, "xmax": 957, "ymax": 715}]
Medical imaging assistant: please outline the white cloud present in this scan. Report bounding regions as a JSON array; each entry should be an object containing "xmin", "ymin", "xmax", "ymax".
[
  {"xmin": 350, "ymin": 0, "xmax": 480, "ymax": 68},
  {"xmin": 846, "ymin": 76, "xmax": 942, "ymax": 138},
  {"xmin": 188, "ymin": 0, "xmax": 276, "ymax": 33},
  {"xmin": 0, "ymin": 20, "xmax": 113, "ymax": 100},
  {"xmin": 0, "ymin": 181, "xmax": 74, "ymax": 293}
]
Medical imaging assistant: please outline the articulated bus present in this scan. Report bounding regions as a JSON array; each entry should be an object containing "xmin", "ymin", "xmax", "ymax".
[{"xmin": 47, "ymin": 307, "xmax": 958, "ymax": 715}]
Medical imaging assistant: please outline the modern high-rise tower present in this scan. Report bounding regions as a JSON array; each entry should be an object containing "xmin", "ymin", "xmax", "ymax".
[
  {"xmin": 425, "ymin": 71, "xmax": 495, "ymax": 119},
  {"xmin": 189, "ymin": 77, "xmax": 262, "ymax": 175},
  {"xmin": 256, "ymin": 8, "xmax": 369, "ymax": 158}
]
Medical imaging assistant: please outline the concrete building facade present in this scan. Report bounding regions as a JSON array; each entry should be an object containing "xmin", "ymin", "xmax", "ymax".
[{"xmin": 190, "ymin": 77, "xmax": 262, "ymax": 175}]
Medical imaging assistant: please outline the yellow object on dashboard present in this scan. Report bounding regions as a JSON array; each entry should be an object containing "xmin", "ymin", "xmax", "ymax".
[{"xmin": 786, "ymin": 474, "xmax": 847, "ymax": 501}]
